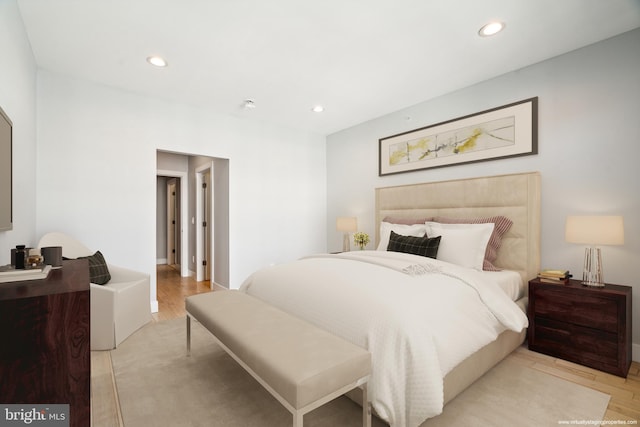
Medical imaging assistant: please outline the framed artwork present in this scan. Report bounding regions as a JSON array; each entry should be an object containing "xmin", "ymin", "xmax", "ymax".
[
  {"xmin": 0, "ymin": 106, "xmax": 12, "ymax": 231},
  {"xmin": 379, "ymin": 97, "xmax": 538, "ymax": 176}
]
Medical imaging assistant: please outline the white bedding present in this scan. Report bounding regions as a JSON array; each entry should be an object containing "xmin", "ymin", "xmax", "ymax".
[
  {"xmin": 461, "ymin": 268, "xmax": 524, "ymax": 301},
  {"xmin": 240, "ymin": 251, "xmax": 528, "ymax": 427}
]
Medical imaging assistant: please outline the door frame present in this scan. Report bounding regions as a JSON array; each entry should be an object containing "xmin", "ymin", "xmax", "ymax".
[
  {"xmin": 157, "ymin": 169, "xmax": 189, "ymax": 277},
  {"xmin": 195, "ymin": 162, "xmax": 214, "ymax": 285}
]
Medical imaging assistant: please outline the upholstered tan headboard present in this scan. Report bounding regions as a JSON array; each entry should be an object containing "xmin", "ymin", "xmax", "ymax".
[{"xmin": 375, "ymin": 172, "xmax": 541, "ymax": 284}]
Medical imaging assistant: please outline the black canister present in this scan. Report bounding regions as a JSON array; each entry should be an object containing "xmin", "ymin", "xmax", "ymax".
[{"xmin": 14, "ymin": 245, "xmax": 26, "ymax": 269}]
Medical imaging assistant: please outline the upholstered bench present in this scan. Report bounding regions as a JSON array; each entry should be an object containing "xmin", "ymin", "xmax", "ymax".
[{"xmin": 185, "ymin": 291, "xmax": 372, "ymax": 427}]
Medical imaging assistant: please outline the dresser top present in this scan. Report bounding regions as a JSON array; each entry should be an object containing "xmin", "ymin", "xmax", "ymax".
[
  {"xmin": 530, "ymin": 278, "xmax": 631, "ymax": 297},
  {"xmin": 0, "ymin": 259, "xmax": 89, "ymax": 301}
]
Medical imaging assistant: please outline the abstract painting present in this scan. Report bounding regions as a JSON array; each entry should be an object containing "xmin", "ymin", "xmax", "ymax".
[{"xmin": 379, "ymin": 97, "xmax": 537, "ymax": 176}]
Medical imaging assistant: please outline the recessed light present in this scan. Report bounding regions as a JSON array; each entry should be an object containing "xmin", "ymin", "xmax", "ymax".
[
  {"xmin": 146, "ymin": 56, "xmax": 168, "ymax": 67},
  {"xmin": 312, "ymin": 105, "xmax": 324, "ymax": 113},
  {"xmin": 478, "ymin": 21, "xmax": 505, "ymax": 37},
  {"xmin": 243, "ymin": 99, "xmax": 256, "ymax": 109}
]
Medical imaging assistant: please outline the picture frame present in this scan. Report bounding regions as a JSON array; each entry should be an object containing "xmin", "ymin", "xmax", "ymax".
[
  {"xmin": 0, "ymin": 105, "xmax": 12, "ymax": 231},
  {"xmin": 379, "ymin": 97, "xmax": 538, "ymax": 176}
]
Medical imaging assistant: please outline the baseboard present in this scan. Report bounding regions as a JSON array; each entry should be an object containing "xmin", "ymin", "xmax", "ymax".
[
  {"xmin": 633, "ymin": 342, "xmax": 639, "ymax": 363},
  {"xmin": 211, "ymin": 282, "xmax": 227, "ymax": 291},
  {"xmin": 156, "ymin": 258, "xmax": 167, "ymax": 265}
]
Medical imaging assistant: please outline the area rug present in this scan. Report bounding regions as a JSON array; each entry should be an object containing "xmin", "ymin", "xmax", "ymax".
[{"xmin": 111, "ymin": 318, "xmax": 610, "ymax": 427}]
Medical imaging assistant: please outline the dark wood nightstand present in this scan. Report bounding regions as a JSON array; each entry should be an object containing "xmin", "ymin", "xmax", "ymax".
[{"xmin": 528, "ymin": 278, "xmax": 632, "ymax": 377}]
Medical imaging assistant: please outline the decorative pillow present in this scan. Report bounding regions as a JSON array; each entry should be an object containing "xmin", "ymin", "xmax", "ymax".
[
  {"xmin": 78, "ymin": 250, "xmax": 111, "ymax": 285},
  {"xmin": 424, "ymin": 222, "xmax": 495, "ymax": 270},
  {"xmin": 387, "ymin": 231, "xmax": 440, "ymax": 259},
  {"xmin": 377, "ymin": 222, "xmax": 428, "ymax": 251},
  {"xmin": 433, "ymin": 216, "xmax": 513, "ymax": 271}
]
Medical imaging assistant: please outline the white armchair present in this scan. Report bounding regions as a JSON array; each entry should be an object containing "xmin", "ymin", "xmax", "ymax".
[{"xmin": 38, "ymin": 232, "xmax": 152, "ymax": 350}]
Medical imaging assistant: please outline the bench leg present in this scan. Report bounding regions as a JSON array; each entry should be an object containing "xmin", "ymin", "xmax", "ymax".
[
  {"xmin": 293, "ymin": 411, "xmax": 303, "ymax": 427},
  {"xmin": 186, "ymin": 315, "xmax": 191, "ymax": 356},
  {"xmin": 362, "ymin": 383, "xmax": 371, "ymax": 427}
]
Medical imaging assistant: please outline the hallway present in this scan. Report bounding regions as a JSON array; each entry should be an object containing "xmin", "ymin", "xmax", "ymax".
[{"xmin": 153, "ymin": 264, "xmax": 212, "ymax": 322}]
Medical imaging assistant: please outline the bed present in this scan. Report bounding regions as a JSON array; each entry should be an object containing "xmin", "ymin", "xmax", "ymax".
[{"xmin": 240, "ymin": 171, "xmax": 541, "ymax": 427}]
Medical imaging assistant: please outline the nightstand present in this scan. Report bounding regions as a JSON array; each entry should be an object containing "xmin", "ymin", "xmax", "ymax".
[{"xmin": 528, "ymin": 278, "xmax": 632, "ymax": 377}]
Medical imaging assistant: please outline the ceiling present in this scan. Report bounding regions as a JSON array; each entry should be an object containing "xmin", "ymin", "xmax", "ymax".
[{"xmin": 16, "ymin": 0, "xmax": 640, "ymax": 135}]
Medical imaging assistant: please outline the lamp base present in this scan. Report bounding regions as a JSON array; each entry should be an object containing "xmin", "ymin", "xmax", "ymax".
[
  {"xmin": 582, "ymin": 281, "xmax": 605, "ymax": 287},
  {"xmin": 342, "ymin": 233, "xmax": 350, "ymax": 252},
  {"xmin": 581, "ymin": 247, "xmax": 605, "ymax": 287}
]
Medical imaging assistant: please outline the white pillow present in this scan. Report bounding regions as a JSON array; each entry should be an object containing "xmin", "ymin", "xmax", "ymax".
[
  {"xmin": 377, "ymin": 222, "xmax": 427, "ymax": 251},
  {"xmin": 424, "ymin": 221, "xmax": 495, "ymax": 270}
]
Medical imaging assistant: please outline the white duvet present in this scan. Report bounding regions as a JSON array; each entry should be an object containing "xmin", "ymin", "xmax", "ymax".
[{"xmin": 240, "ymin": 250, "xmax": 528, "ymax": 427}]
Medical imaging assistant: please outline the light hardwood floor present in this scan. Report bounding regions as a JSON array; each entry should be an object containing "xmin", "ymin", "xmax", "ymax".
[
  {"xmin": 91, "ymin": 267, "xmax": 640, "ymax": 426},
  {"xmin": 152, "ymin": 264, "xmax": 213, "ymax": 322}
]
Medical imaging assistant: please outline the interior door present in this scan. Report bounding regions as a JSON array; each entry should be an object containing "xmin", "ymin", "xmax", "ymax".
[
  {"xmin": 166, "ymin": 178, "xmax": 177, "ymax": 266},
  {"xmin": 202, "ymin": 171, "xmax": 212, "ymax": 281}
]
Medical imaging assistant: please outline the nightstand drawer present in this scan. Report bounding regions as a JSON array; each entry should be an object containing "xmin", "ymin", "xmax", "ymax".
[
  {"xmin": 531, "ymin": 317, "xmax": 618, "ymax": 367},
  {"xmin": 532, "ymin": 287, "xmax": 618, "ymax": 332}
]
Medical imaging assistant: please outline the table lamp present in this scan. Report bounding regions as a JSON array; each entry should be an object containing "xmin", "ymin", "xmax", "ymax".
[
  {"xmin": 336, "ymin": 217, "xmax": 357, "ymax": 252},
  {"xmin": 565, "ymin": 215, "xmax": 624, "ymax": 287}
]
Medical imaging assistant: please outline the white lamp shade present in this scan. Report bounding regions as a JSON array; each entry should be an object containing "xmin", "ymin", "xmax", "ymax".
[
  {"xmin": 565, "ymin": 216, "xmax": 624, "ymax": 245},
  {"xmin": 336, "ymin": 217, "xmax": 357, "ymax": 232}
]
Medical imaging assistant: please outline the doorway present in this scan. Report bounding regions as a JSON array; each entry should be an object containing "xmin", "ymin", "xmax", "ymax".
[
  {"xmin": 157, "ymin": 150, "xmax": 230, "ymax": 295},
  {"xmin": 157, "ymin": 169, "xmax": 189, "ymax": 277}
]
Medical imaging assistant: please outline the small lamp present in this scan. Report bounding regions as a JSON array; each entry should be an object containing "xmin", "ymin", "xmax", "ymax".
[
  {"xmin": 336, "ymin": 217, "xmax": 357, "ymax": 252},
  {"xmin": 565, "ymin": 215, "xmax": 624, "ymax": 287}
]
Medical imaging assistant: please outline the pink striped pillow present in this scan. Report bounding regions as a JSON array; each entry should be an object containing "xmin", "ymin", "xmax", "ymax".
[{"xmin": 433, "ymin": 216, "xmax": 513, "ymax": 271}]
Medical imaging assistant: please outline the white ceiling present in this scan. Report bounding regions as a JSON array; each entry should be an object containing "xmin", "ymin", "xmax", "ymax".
[{"xmin": 16, "ymin": 0, "xmax": 640, "ymax": 135}]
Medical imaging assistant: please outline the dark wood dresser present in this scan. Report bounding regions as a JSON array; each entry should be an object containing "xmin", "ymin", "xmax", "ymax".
[
  {"xmin": 0, "ymin": 259, "xmax": 90, "ymax": 427},
  {"xmin": 528, "ymin": 277, "xmax": 632, "ymax": 377}
]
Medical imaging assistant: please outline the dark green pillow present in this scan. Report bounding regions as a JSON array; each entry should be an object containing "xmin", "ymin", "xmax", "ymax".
[
  {"xmin": 387, "ymin": 231, "xmax": 441, "ymax": 259},
  {"xmin": 79, "ymin": 251, "xmax": 111, "ymax": 285}
]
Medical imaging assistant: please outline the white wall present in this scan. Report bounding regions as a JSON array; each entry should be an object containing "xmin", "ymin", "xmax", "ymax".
[
  {"xmin": 211, "ymin": 157, "xmax": 230, "ymax": 288},
  {"xmin": 327, "ymin": 29, "xmax": 640, "ymax": 356},
  {"xmin": 0, "ymin": 0, "xmax": 37, "ymax": 262},
  {"xmin": 35, "ymin": 71, "xmax": 327, "ymax": 309}
]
